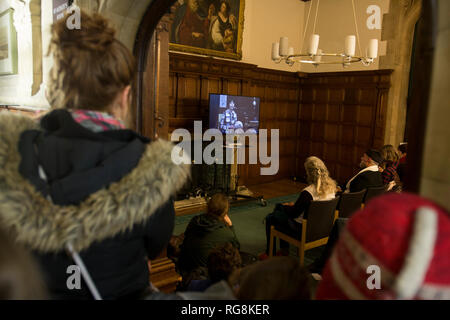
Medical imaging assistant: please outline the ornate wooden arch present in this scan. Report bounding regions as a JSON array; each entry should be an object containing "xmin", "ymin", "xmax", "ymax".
[
  {"xmin": 132, "ymin": 0, "xmax": 179, "ymax": 293},
  {"xmin": 404, "ymin": 1, "xmax": 437, "ymax": 192},
  {"xmin": 133, "ymin": 0, "xmax": 177, "ymax": 138}
]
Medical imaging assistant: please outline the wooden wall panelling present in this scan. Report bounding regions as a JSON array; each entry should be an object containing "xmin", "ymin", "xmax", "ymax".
[
  {"xmin": 169, "ymin": 52, "xmax": 301, "ymax": 186},
  {"xmin": 296, "ymin": 70, "xmax": 393, "ymax": 185},
  {"xmin": 169, "ymin": 53, "xmax": 391, "ymax": 187}
]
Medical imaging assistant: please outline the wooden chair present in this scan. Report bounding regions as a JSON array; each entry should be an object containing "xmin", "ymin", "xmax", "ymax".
[
  {"xmin": 337, "ymin": 189, "xmax": 366, "ymax": 218},
  {"xmin": 363, "ymin": 186, "xmax": 386, "ymax": 206},
  {"xmin": 269, "ymin": 197, "xmax": 340, "ymax": 266}
]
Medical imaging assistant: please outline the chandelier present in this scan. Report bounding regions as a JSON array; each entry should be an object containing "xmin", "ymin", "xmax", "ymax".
[{"xmin": 272, "ymin": 0, "xmax": 378, "ymax": 67}]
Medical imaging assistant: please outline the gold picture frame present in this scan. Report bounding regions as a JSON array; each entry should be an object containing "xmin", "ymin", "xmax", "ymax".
[
  {"xmin": 0, "ymin": 8, "xmax": 18, "ymax": 75},
  {"xmin": 170, "ymin": 0, "xmax": 245, "ymax": 60}
]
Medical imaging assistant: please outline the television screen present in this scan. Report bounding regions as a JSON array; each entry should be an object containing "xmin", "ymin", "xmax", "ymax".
[{"xmin": 209, "ymin": 94, "xmax": 260, "ymax": 134}]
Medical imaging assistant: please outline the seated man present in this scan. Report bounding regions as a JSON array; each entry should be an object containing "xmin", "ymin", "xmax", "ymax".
[{"xmin": 343, "ymin": 149, "xmax": 384, "ymax": 193}]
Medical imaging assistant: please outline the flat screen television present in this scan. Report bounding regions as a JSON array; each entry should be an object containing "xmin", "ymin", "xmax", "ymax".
[{"xmin": 209, "ymin": 94, "xmax": 260, "ymax": 134}]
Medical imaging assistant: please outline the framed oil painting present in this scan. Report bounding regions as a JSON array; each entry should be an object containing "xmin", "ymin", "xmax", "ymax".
[
  {"xmin": 0, "ymin": 8, "xmax": 18, "ymax": 75},
  {"xmin": 170, "ymin": 0, "xmax": 245, "ymax": 60}
]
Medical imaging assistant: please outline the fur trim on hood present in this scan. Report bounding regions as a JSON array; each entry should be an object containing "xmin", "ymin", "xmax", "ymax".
[{"xmin": 0, "ymin": 112, "xmax": 190, "ymax": 253}]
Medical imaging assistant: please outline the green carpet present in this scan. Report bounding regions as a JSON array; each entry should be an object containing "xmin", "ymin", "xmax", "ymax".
[{"xmin": 173, "ymin": 194, "xmax": 325, "ymax": 266}]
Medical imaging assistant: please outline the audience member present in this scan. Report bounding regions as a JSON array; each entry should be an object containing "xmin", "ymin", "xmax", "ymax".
[
  {"xmin": 380, "ymin": 145, "xmax": 400, "ymax": 190},
  {"xmin": 0, "ymin": 11, "xmax": 189, "ymax": 299},
  {"xmin": 186, "ymin": 242, "xmax": 242, "ymax": 292},
  {"xmin": 178, "ymin": 193, "xmax": 240, "ymax": 281},
  {"xmin": 397, "ymin": 142, "xmax": 408, "ymax": 181},
  {"xmin": 259, "ymin": 156, "xmax": 337, "ymax": 260},
  {"xmin": 230, "ymin": 256, "xmax": 312, "ymax": 300},
  {"xmin": 343, "ymin": 149, "xmax": 384, "ymax": 193},
  {"xmin": 308, "ymin": 150, "xmax": 385, "ymax": 273},
  {"xmin": 398, "ymin": 143, "xmax": 408, "ymax": 163},
  {"xmin": 146, "ymin": 256, "xmax": 311, "ymax": 300},
  {"xmin": 0, "ymin": 227, "xmax": 47, "ymax": 300},
  {"xmin": 316, "ymin": 192, "xmax": 450, "ymax": 300},
  {"xmin": 144, "ymin": 280, "xmax": 236, "ymax": 300}
]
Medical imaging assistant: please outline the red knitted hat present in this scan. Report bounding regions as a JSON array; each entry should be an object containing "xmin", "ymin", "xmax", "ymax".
[{"xmin": 316, "ymin": 192, "xmax": 450, "ymax": 300}]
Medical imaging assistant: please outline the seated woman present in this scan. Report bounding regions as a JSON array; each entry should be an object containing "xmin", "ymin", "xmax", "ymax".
[
  {"xmin": 259, "ymin": 156, "xmax": 337, "ymax": 260},
  {"xmin": 380, "ymin": 144, "xmax": 401, "ymax": 191},
  {"xmin": 178, "ymin": 193, "xmax": 240, "ymax": 284}
]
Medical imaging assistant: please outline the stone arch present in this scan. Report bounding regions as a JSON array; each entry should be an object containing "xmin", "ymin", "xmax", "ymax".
[
  {"xmin": 379, "ymin": 0, "xmax": 422, "ymax": 146},
  {"xmin": 75, "ymin": 0, "xmax": 155, "ymax": 50}
]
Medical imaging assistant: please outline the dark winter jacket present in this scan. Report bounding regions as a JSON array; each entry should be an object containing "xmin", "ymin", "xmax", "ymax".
[
  {"xmin": 348, "ymin": 171, "xmax": 383, "ymax": 193},
  {"xmin": 178, "ymin": 214, "xmax": 240, "ymax": 273},
  {"xmin": 0, "ymin": 110, "xmax": 190, "ymax": 299}
]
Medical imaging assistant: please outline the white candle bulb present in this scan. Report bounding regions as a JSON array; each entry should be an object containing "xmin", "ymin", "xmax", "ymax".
[
  {"xmin": 308, "ymin": 34, "xmax": 320, "ymax": 55},
  {"xmin": 345, "ymin": 35, "xmax": 356, "ymax": 56},
  {"xmin": 279, "ymin": 37, "xmax": 289, "ymax": 56},
  {"xmin": 368, "ymin": 39, "xmax": 378, "ymax": 59},
  {"xmin": 314, "ymin": 49, "xmax": 323, "ymax": 62},
  {"xmin": 288, "ymin": 47, "xmax": 294, "ymax": 56},
  {"xmin": 272, "ymin": 42, "xmax": 280, "ymax": 60}
]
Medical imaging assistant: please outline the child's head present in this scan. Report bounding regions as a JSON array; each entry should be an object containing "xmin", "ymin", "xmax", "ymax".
[
  {"xmin": 207, "ymin": 193, "xmax": 229, "ymax": 220},
  {"xmin": 207, "ymin": 242, "xmax": 241, "ymax": 283},
  {"xmin": 230, "ymin": 256, "xmax": 312, "ymax": 300}
]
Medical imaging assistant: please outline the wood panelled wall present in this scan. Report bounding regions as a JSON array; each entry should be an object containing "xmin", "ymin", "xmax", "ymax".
[
  {"xmin": 296, "ymin": 70, "xmax": 393, "ymax": 185},
  {"xmin": 169, "ymin": 52, "xmax": 301, "ymax": 186},
  {"xmin": 171, "ymin": 53, "xmax": 392, "ymax": 187}
]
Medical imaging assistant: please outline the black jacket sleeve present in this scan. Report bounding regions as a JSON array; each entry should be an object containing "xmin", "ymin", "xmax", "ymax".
[
  {"xmin": 285, "ymin": 191, "xmax": 313, "ymax": 220},
  {"xmin": 349, "ymin": 172, "xmax": 383, "ymax": 193},
  {"xmin": 144, "ymin": 198, "xmax": 175, "ymax": 260},
  {"xmin": 349, "ymin": 174, "xmax": 369, "ymax": 193}
]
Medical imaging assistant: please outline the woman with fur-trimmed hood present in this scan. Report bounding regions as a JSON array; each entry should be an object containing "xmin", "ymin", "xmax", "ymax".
[{"xmin": 0, "ymin": 12, "xmax": 189, "ymax": 299}]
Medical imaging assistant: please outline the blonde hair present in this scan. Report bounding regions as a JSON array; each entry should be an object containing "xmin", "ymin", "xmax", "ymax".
[
  {"xmin": 304, "ymin": 156, "xmax": 337, "ymax": 198},
  {"xmin": 47, "ymin": 10, "xmax": 135, "ymax": 112},
  {"xmin": 381, "ymin": 145, "xmax": 399, "ymax": 163}
]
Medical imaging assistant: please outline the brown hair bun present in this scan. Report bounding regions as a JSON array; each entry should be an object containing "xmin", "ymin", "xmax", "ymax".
[
  {"xmin": 47, "ymin": 10, "xmax": 135, "ymax": 112},
  {"xmin": 51, "ymin": 12, "xmax": 116, "ymax": 53}
]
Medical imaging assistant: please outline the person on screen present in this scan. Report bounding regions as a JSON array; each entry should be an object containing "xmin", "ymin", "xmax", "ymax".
[{"xmin": 219, "ymin": 100, "xmax": 238, "ymax": 133}]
